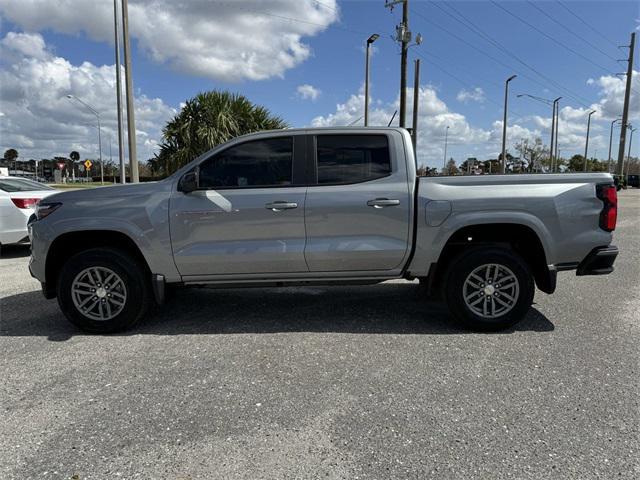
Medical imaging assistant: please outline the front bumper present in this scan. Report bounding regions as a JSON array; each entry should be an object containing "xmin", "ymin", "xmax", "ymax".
[{"xmin": 576, "ymin": 245, "xmax": 618, "ymax": 276}]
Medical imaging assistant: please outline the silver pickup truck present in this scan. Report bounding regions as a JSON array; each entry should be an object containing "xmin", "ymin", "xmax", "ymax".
[{"xmin": 28, "ymin": 128, "xmax": 618, "ymax": 333}]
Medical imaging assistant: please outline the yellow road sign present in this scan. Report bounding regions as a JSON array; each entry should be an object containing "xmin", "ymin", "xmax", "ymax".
[{"xmin": 84, "ymin": 160, "xmax": 92, "ymax": 169}]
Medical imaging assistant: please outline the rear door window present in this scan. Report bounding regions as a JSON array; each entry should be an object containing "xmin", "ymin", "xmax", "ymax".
[{"xmin": 315, "ymin": 135, "xmax": 391, "ymax": 185}]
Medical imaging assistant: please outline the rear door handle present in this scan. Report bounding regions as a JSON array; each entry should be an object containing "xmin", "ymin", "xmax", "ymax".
[
  {"xmin": 367, "ymin": 198, "xmax": 400, "ymax": 208},
  {"xmin": 265, "ymin": 201, "xmax": 298, "ymax": 211}
]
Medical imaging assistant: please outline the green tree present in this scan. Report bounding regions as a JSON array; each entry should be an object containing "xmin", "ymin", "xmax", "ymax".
[
  {"xmin": 4, "ymin": 148, "xmax": 18, "ymax": 162},
  {"xmin": 515, "ymin": 137, "xmax": 550, "ymax": 172},
  {"xmin": 417, "ymin": 165, "xmax": 439, "ymax": 176},
  {"xmin": 482, "ymin": 158, "xmax": 500, "ymax": 174},
  {"xmin": 442, "ymin": 158, "xmax": 459, "ymax": 175},
  {"xmin": 156, "ymin": 91, "xmax": 288, "ymax": 175}
]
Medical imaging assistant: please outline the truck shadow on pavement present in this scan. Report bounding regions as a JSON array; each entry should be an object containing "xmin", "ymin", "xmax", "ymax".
[
  {"xmin": 0, "ymin": 244, "xmax": 30, "ymax": 259},
  {"xmin": 1, "ymin": 283, "xmax": 554, "ymax": 341}
]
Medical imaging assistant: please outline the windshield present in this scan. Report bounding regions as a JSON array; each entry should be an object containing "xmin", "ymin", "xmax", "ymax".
[{"xmin": 0, "ymin": 178, "xmax": 55, "ymax": 192}]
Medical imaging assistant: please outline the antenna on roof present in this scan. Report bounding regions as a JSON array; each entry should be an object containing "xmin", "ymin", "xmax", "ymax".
[{"xmin": 387, "ymin": 110, "xmax": 397, "ymax": 127}]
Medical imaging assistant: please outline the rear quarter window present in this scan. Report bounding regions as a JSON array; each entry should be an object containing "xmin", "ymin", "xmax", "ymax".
[{"xmin": 0, "ymin": 178, "xmax": 53, "ymax": 192}]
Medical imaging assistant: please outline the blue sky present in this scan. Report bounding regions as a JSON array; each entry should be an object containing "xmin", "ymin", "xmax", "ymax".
[{"xmin": 1, "ymin": 0, "xmax": 638, "ymax": 167}]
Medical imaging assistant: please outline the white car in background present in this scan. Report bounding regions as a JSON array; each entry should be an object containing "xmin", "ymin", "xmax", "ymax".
[{"xmin": 0, "ymin": 176, "xmax": 56, "ymax": 246}]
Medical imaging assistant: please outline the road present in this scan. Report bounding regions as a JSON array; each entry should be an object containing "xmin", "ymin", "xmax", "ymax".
[{"xmin": 1, "ymin": 189, "xmax": 638, "ymax": 480}]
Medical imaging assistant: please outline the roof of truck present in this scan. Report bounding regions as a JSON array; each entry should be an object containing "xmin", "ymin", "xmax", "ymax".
[{"xmin": 234, "ymin": 126, "xmax": 407, "ymax": 138}]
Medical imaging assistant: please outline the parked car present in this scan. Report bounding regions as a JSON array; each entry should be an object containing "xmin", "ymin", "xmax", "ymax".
[
  {"xmin": 28, "ymin": 128, "xmax": 618, "ymax": 333},
  {"xmin": 0, "ymin": 176, "xmax": 56, "ymax": 247}
]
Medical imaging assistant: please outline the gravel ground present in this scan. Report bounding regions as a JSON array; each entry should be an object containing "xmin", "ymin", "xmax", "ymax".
[{"xmin": 1, "ymin": 189, "xmax": 638, "ymax": 480}]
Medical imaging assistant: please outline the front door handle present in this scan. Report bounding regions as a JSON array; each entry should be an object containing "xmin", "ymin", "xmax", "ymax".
[
  {"xmin": 367, "ymin": 198, "xmax": 400, "ymax": 208},
  {"xmin": 265, "ymin": 201, "xmax": 298, "ymax": 211}
]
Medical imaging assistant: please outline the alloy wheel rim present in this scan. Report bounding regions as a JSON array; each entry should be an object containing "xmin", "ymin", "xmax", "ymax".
[
  {"xmin": 463, "ymin": 263, "xmax": 519, "ymax": 319},
  {"xmin": 71, "ymin": 267, "xmax": 127, "ymax": 321}
]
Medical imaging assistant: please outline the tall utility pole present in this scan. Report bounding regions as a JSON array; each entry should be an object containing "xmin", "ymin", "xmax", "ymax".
[
  {"xmin": 364, "ymin": 34, "xmax": 379, "ymax": 127},
  {"xmin": 385, "ymin": 0, "xmax": 410, "ymax": 128},
  {"xmin": 500, "ymin": 75, "xmax": 517, "ymax": 174},
  {"xmin": 411, "ymin": 58, "xmax": 420, "ymax": 153},
  {"xmin": 399, "ymin": 0, "xmax": 409, "ymax": 128},
  {"xmin": 616, "ymin": 32, "xmax": 635, "ymax": 176},
  {"xmin": 583, "ymin": 110, "xmax": 596, "ymax": 171},
  {"xmin": 608, "ymin": 118, "xmax": 620, "ymax": 173},
  {"xmin": 121, "ymin": 0, "xmax": 139, "ymax": 182},
  {"xmin": 113, "ymin": 0, "xmax": 126, "ymax": 184}
]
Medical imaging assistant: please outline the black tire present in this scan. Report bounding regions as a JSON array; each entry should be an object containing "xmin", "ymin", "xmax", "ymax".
[
  {"xmin": 443, "ymin": 247, "xmax": 534, "ymax": 332},
  {"xmin": 57, "ymin": 247, "xmax": 150, "ymax": 333}
]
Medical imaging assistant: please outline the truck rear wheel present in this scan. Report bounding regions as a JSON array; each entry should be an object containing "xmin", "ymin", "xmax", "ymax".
[
  {"xmin": 443, "ymin": 247, "xmax": 534, "ymax": 331},
  {"xmin": 57, "ymin": 248, "xmax": 150, "ymax": 333}
]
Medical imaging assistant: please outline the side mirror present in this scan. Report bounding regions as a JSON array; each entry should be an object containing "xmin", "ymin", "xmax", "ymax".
[{"xmin": 178, "ymin": 170, "xmax": 199, "ymax": 193}]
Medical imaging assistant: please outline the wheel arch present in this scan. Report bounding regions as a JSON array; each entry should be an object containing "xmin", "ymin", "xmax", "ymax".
[
  {"xmin": 44, "ymin": 230, "xmax": 151, "ymax": 298},
  {"xmin": 427, "ymin": 222, "xmax": 555, "ymax": 296}
]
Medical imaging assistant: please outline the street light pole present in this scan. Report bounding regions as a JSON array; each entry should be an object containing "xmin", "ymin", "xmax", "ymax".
[
  {"xmin": 516, "ymin": 94, "xmax": 560, "ymax": 172},
  {"xmin": 411, "ymin": 58, "xmax": 420, "ymax": 152},
  {"xmin": 113, "ymin": 0, "xmax": 126, "ymax": 184},
  {"xmin": 583, "ymin": 110, "xmax": 596, "ymax": 172},
  {"xmin": 121, "ymin": 0, "xmax": 139, "ymax": 182},
  {"xmin": 66, "ymin": 95, "xmax": 104, "ymax": 185},
  {"xmin": 443, "ymin": 125, "xmax": 450, "ymax": 173},
  {"xmin": 551, "ymin": 98, "xmax": 561, "ymax": 172},
  {"xmin": 501, "ymin": 75, "xmax": 517, "ymax": 174},
  {"xmin": 554, "ymin": 101, "xmax": 561, "ymax": 171},
  {"xmin": 364, "ymin": 34, "xmax": 379, "ymax": 127},
  {"xmin": 608, "ymin": 118, "xmax": 621, "ymax": 173}
]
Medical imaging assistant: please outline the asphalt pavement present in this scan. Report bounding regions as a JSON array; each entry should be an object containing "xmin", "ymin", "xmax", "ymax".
[{"xmin": 1, "ymin": 189, "xmax": 638, "ymax": 480}]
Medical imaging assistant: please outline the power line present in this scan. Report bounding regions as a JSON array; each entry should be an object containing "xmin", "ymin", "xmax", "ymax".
[
  {"xmin": 422, "ymin": 48, "xmax": 504, "ymax": 91},
  {"xmin": 490, "ymin": 1, "xmax": 618, "ymax": 75},
  {"xmin": 412, "ymin": 50, "xmax": 523, "ymax": 118},
  {"xmin": 415, "ymin": 4, "xmax": 592, "ymax": 108},
  {"xmin": 525, "ymin": 0, "xmax": 619, "ymax": 64},
  {"xmin": 434, "ymin": 1, "xmax": 593, "ymax": 106},
  {"xmin": 557, "ymin": 1, "xmax": 620, "ymax": 50},
  {"xmin": 313, "ymin": 0, "xmax": 339, "ymax": 13}
]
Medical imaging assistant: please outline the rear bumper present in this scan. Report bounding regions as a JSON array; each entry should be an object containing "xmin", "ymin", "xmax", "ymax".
[{"xmin": 576, "ymin": 245, "xmax": 618, "ymax": 276}]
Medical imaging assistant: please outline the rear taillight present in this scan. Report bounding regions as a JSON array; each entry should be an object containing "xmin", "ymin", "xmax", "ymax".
[
  {"xmin": 35, "ymin": 202, "xmax": 62, "ymax": 220},
  {"xmin": 11, "ymin": 198, "xmax": 39, "ymax": 209},
  {"xmin": 596, "ymin": 184, "xmax": 617, "ymax": 232}
]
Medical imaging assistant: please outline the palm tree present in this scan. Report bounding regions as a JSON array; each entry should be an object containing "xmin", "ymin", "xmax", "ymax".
[{"xmin": 156, "ymin": 91, "xmax": 288, "ymax": 175}]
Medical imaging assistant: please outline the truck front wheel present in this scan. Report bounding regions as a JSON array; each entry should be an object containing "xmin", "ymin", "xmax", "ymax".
[
  {"xmin": 443, "ymin": 247, "xmax": 534, "ymax": 331},
  {"xmin": 57, "ymin": 248, "xmax": 150, "ymax": 333}
]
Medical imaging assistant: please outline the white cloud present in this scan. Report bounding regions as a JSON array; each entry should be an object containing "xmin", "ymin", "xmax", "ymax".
[
  {"xmin": 456, "ymin": 87, "xmax": 485, "ymax": 104},
  {"xmin": 587, "ymin": 70, "xmax": 639, "ymax": 121},
  {"xmin": 296, "ymin": 84, "xmax": 321, "ymax": 101},
  {"xmin": 0, "ymin": 32, "xmax": 176, "ymax": 161},
  {"xmin": 311, "ymin": 86, "xmax": 494, "ymax": 167},
  {"xmin": 0, "ymin": 0, "xmax": 339, "ymax": 82}
]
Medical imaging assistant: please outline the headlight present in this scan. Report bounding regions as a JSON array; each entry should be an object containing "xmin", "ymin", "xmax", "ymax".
[{"xmin": 35, "ymin": 202, "xmax": 62, "ymax": 220}]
